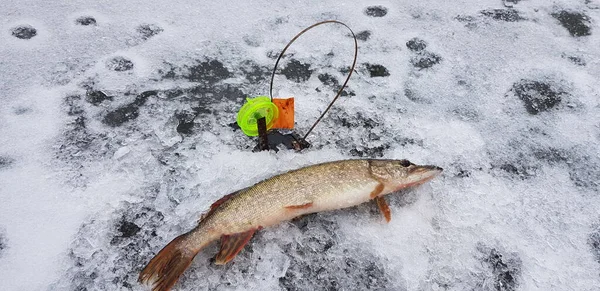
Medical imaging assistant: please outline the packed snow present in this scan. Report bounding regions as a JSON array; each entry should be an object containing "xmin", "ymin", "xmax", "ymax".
[{"xmin": 0, "ymin": 0, "xmax": 599, "ymax": 290}]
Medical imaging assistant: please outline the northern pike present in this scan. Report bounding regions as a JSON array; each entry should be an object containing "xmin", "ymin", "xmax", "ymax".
[{"xmin": 139, "ymin": 159, "xmax": 442, "ymax": 291}]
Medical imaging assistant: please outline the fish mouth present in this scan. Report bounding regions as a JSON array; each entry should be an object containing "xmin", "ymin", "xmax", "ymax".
[
  {"xmin": 408, "ymin": 164, "xmax": 443, "ymax": 183},
  {"xmin": 391, "ymin": 164, "xmax": 442, "ymax": 192},
  {"xmin": 417, "ymin": 165, "xmax": 443, "ymax": 172}
]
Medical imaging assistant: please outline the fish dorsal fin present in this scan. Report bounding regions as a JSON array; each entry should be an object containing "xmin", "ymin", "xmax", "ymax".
[
  {"xmin": 214, "ymin": 229, "xmax": 258, "ymax": 265},
  {"xmin": 374, "ymin": 196, "xmax": 391, "ymax": 223},
  {"xmin": 198, "ymin": 192, "xmax": 236, "ymax": 223}
]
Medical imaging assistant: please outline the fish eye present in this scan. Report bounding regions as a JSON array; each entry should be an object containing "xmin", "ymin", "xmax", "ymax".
[{"xmin": 399, "ymin": 159, "xmax": 412, "ymax": 167}]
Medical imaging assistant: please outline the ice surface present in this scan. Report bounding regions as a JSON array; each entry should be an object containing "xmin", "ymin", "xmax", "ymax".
[{"xmin": 1, "ymin": 0, "xmax": 600, "ymax": 290}]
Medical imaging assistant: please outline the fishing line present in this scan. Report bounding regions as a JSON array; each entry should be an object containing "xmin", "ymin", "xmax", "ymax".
[{"xmin": 268, "ymin": 20, "xmax": 359, "ymax": 140}]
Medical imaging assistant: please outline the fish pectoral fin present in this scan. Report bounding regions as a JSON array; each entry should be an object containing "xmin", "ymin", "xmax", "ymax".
[
  {"xmin": 370, "ymin": 183, "xmax": 385, "ymax": 199},
  {"xmin": 375, "ymin": 196, "xmax": 392, "ymax": 223},
  {"xmin": 215, "ymin": 229, "xmax": 258, "ymax": 265},
  {"xmin": 284, "ymin": 202, "xmax": 313, "ymax": 209}
]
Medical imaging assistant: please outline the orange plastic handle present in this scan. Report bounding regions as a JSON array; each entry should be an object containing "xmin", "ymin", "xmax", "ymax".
[{"xmin": 271, "ymin": 97, "xmax": 294, "ymax": 129}]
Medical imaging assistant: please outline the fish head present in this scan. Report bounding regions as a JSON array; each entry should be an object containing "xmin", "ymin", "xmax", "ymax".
[{"xmin": 369, "ymin": 159, "xmax": 443, "ymax": 191}]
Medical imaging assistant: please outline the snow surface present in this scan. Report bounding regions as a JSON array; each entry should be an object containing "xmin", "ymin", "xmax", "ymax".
[{"xmin": 1, "ymin": 0, "xmax": 599, "ymax": 290}]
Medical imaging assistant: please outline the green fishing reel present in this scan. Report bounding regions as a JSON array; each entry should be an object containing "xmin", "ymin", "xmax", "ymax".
[{"xmin": 236, "ymin": 96, "xmax": 279, "ymax": 136}]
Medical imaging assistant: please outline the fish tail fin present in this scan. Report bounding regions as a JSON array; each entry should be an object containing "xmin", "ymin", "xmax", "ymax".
[{"xmin": 139, "ymin": 233, "xmax": 204, "ymax": 291}]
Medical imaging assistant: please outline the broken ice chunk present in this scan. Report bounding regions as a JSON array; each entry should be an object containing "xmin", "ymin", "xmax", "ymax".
[
  {"xmin": 154, "ymin": 116, "xmax": 183, "ymax": 147},
  {"xmin": 113, "ymin": 146, "xmax": 130, "ymax": 160}
]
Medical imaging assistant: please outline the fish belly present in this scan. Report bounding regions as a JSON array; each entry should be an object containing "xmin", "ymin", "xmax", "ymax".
[{"xmin": 309, "ymin": 181, "xmax": 380, "ymax": 213}]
